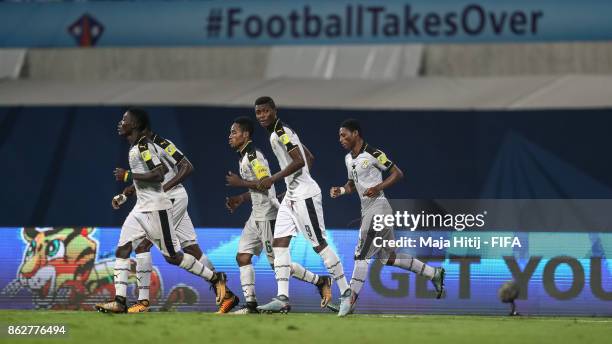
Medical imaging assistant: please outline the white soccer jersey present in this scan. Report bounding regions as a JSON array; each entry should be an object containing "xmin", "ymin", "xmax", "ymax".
[
  {"xmin": 238, "ymin": 140, "xmax": 279, "ymax": 221},
  {"xmin": 267, "ymin": 119, "xmax": 321, "ymax": 201},
  {"xmin": 129, "ymin": 136, "xmax": 173, "ymax": 212},
  {"xmin": 150, "ymin": 133, "xmax": 188, "ymax": 200},
  {"xmin": 345, "ymin": 143, "xmax": 395, "ymax": 211}
]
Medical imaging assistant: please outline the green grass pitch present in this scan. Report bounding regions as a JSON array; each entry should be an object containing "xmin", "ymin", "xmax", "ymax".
[{"xmin": 1, "ymin": 310, "xmax": 611, "ymax": 344}]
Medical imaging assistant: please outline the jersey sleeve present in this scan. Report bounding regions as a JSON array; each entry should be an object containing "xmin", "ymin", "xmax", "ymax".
[
  {"xmin": 153, "ymin": 137, "xmax": 185, "ymax": 165},
  {"xmin": 138, "ymin": 141, "xmax": 163, "ymax": 171},
  {"xmin": 274, "ymin": 124, "xmax": 298, "ymax": 153},
  {"xmin": 248, "ymin": 150, "xmax": 271, "ymax": 180},
  {"xmin": 369, "ymin": 147, "xmax": 394, "ymax": 171}
]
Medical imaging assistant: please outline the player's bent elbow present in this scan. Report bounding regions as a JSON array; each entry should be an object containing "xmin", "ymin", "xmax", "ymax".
[
  {"xmin": 294, "ymin": 159, "xmax": 306, "ymax": 170},
  {"xmin": 181, "ymin": 159, "xmax": 194, "ymax": 176},
  {"xmin": 394, "ymin": 167, "xmax": 405, "ymax": 180},
  {"xmin": 307, "ymin": 154, "xmax": 315, "ymax": 165},
  {"xmin": 185, "ymin": 163, "xmax": 194, "ymax": 176}
]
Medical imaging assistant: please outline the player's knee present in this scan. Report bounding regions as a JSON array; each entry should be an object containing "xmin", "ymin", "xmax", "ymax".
[
  {"xmin": 162, "ymin": 255, "xmax": 175, "ymax": 265},
  {"xmin": 115, "ymin": 243, "xmax": 132, "ymax": 258},
  {"xmin": 164, "ymin": 252, "xmax": 183, "ymax": 266},
  {"xmin": 183, "ymin": 244, "xmax": 202, "ymax": 260},
  {"xmin": 313, "ymin": 241, "xmax": 327, "ymax": 254},
  {"xmin": 134, "ymin": 240, "xmax": 153, "ymax": 254},
  {"xmin": 236, "ymin": 253, "xmax": 252, "ymax": 266},
  {"xmin": 384, "ymin": 253, "xmax": 396, "ymax": 266},
  {"xmin": 273, "ymin": 236, "xmax": 291, "ymax": 248}
]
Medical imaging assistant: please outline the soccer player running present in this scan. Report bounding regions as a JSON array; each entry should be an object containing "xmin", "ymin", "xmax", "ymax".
[
  {"xmin": 253, "ymin": 97, "xmax": 350, "ymax": 313},
  {"xmin": 226, "ymin": 117, "xmax": 333, "ymax": 314},
  {"xmin": 330, "ymin": 119, "xmax": 445, "ymax": 317},
  {"xmin": 111, "ymin": 114, "xmax": 239, "ymax": 314},
  {"xmin": 96, "ymin": 108, "xmax": 229, "ymax": 313}
]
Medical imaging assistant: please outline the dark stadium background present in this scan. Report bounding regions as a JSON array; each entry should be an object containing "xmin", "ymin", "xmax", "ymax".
[{"xmin": 1, "ymin": 106, "xmax": 611, "ymax": 227}]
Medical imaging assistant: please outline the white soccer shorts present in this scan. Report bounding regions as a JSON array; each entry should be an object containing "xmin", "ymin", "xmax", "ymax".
[
  {"xmin": 119, "ymin": 209, "xmax": 180, "ymax": 257},
  {"xmin": 237, "ymin": 216, "xmax": 275, "ymax": 261},
  {"xmin": 170, "ymin": 197, "xmax": 197, "ymax": 248},
  {"xmin": 274, "ymin": 193, "xmax": 327, "ymax": 247}
]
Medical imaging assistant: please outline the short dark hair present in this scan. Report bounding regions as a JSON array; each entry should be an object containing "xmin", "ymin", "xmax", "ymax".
[
  {"xmin": 254, "ymin": 96, "xmax": 276, "ymax": 109},
  {"xmin": 340, "ymin": 118, "xmax": 362, "ymax": 137},
  {"xmin": 233, "ymin": 116, "xmax": 254, "ymax": 137},
  {"xmin": 126, "ymin": 107, "xmax": 150, "ymax": 131}
]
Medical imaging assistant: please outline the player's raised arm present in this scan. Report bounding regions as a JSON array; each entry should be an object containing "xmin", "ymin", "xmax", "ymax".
[
  {"xmin": 374, "ymin": 165, "xmax": 404, "ymax": 191},
  {"xmin": 226, "ymin": 150, "xmax": 274, "ymax": 190},
  {"xmin": 259, "ymin": 146, "xmax": 304, "ymax": 191},
  {"xmin": 129, "ymin": 164, "xmax": 166, "ymax": 183},
  {"xmin": 363, "ymin": 157, "xmax": 404, "ymax": 198},
  {"xmin": 151, "ymin": 136, "xmax": 194, "ymax": 192}
]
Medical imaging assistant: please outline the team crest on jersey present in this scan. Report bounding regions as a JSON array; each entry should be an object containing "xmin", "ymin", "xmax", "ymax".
[
  {"xmin": 129, "ymin": 149, "xmax": 138, "ymax": 160},
  {"xmin": 241, "ymin": 165, "xmax": 249, "ymax": 176},
  {"xmin": 361, "ymin": 160, "xmax": 370, "ymax": 169}
]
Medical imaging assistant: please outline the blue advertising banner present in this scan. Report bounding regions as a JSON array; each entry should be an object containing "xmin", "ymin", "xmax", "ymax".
[
  {"xmin": 1, "ymin": 0, "xmax": 612, "ymax": 47},
  {"xmin": 1, "ymin": 227, "xmax": 610, "ymax": 315}
]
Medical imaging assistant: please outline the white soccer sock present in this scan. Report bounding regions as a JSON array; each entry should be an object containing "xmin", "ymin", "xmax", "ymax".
[
  {"xmin": 239, "ymin": 264, "xmax": 257, "ymax": 303},
  {"xmin": 350, "ymin": 259, "xmax": 369, "ymax": 295},
  {"xmin": 113, "ymin": 258, "xmax": 130, "ymax": 298},
  {"xmin": 135, "ymin": 252, "xmax": 152, "ymax": 301},
  {"xmin": 273, "ymin": 247, "xmax": 291, "ymax": 297},
  {"xmin": 199, "ymin": 254, "xmax": 215, "ymax": 272},
  {"xmin": 319, "ymin": 246, "xmax": 349, "ymax": 294},
  {"xmin": 393, "ymin": 253, "xmax": 436, "ymax": 279},
  {"xmin": 179, "ymin": 253, "xmax": 214, "ymax": 281},
  {"xmin": 290, "ymin": 262, "xmax": 320, "ymax": 285}
]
